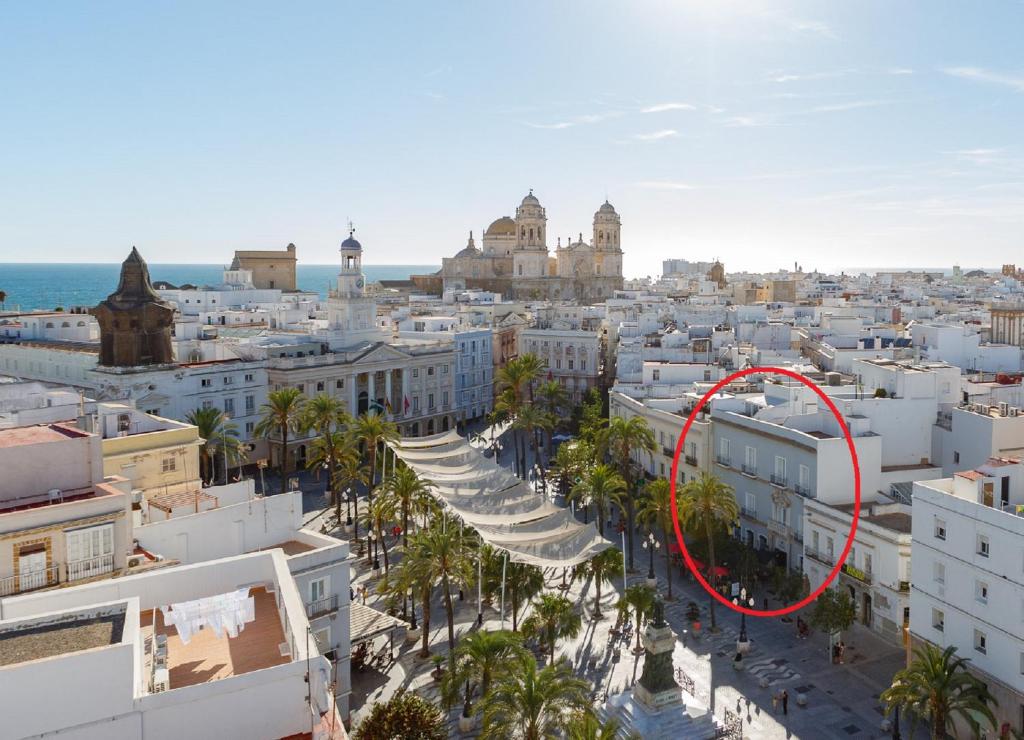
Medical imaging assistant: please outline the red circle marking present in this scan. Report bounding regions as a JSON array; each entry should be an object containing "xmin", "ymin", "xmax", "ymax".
[{"xmin": 668, "ymin": 366, "xmax": 861, "ymax": 618}]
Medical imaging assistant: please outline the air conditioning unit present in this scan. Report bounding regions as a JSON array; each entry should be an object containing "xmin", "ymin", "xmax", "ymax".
[
  {"xmin": 999, "ymin": 402, "xmax": 1010, "ymax": 417},
  {"xmin": 1011, "ymin": 408, "xmax": 1020, "ymax": 417}
]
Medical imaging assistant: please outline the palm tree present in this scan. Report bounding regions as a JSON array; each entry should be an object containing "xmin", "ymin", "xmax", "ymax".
[
  {"xmin": 579, "ymin": 547, "xmax": 623, "ymax": 619},
  {"xmin": 254, "ymin": 387, "xmax": 306, "ymax": 493},
  {"xmin": 361, "ymin": 493, "xmax": 397, "ymax": 574},
  {"xmin": 597, "ymin": 415, "xmax": 656, "ymax": 569},
  {"xmin": 550, "ymin": 439, "xmax": 593, "ymax": 502},
  {"xmin": 185, "ymin": 407, "xmax": 245, "ymax": 485},
  {"xmin": 881, "ymin": 644, "xmax": 998, "ymax": 740},
  {"xmin": 405, "ymin": 516, "xmax": 476, "ymax": 649},
  {"xmin": 569, "ymin": 464, "xmax": 626, "ymax": 537},
  {"xmin": 332, "ymin": 446, "xmax": 367, "ymax": 535},
  {"xmin": 478, "ymin": 654, "xmax": 591, "ymax": 740},
  {"xmin": 380, "ymin": 464, "xmax": 434, "ymax": 548},
  {"xmin": 536, "ymin": 379, "xmax": 569, "ymax": 454},
  {"xmin": 301, "ymin": 394, "xmax": 350, "ymax": 498},
  {"xmin": 522, "ymin": 592, "xmax": 582, "ymax": 665},
  {"xmin": 441, "ymin": 629, "xmax": 529, "ymax": 721},
  {"xmin": 494, "ymin": 387, "xmax": 525, "ymax": 478},
  {"xmin": 393, "ymin": 533, "xmax": 436, "ymax": 658},
  {"xmin": 677, "ymin": 472, "xmax": 738, "ymax": 631},
  {"xmin": 566, "ymin": 710, "xmax": 620, "ymax": 740},
  {"xmin": 513, "ymin": 402, "xmax": 551, "ymax": 474},
  {"xmin": 353, "ymin": 411, "xmax": 399, "ymax": 502},
  {"xmin": 504, "ymin": 561, "xmax": 546, "ymax": 632},
  {"xmin": 618, "ymin": 583, "xmax": 655, "ymax": 654},
  {"xmin": 306, "ymin": 430, "xmax": 347, "ymax": 507},
  {"xmin": 517, "ymin": 353, "xmax": 547, "ymax": 403},
  {"xmin": 496, "ymin": 354, "xmax": 545, "ymax": 478},
  {"xmin": 636, "ymin": 478, "xmax": 679, "ymax": 599}
]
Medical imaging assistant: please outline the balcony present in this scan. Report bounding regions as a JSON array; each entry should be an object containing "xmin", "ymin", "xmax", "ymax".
[
  {"xmin": 306, "ymin": 594, "xmax": 339, "ymax": 619},
  {"xmin": 767, "ymin": 519, "xmax": 790, "ymax": 538},
  {"xmin": 794, "ymin": 483, "xmax": 812, "ymax": 497},
  {"xmin": 770, "ymin": 474, "xmax": 788, "ymax": 488},
  {"xmin": 662, "ymin": 446, "xmax": 675, "ymax": 458},
  {"xmin": 67, "ymin": 554, "xmax": 115, "ymax": 582},
  {"xmin": 841, "ymin": 562, "xmax": 873, "ymax": 585},
  {"xmin": 0, "ymin": 564, "xmax": 59, "ymax": 596},
  {"xmin": 804, "ymin": 548, "xmax": 834, "ymax": 567},
  {"xmin": 741, "ymin": 463, "xmax": 758, "ymax": 477},
  {"xmin": 716, "ymin": 455, "xmax": 731, "ymax": 468},
  {"xmin": 685, "ymin": 454, "xmax": 698, "ymax": 467}
]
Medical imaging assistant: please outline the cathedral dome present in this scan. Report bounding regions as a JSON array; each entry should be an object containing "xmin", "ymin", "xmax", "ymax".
[
  {"xmin": 455, "ymin": 231, "xmax": 481, "ymax": 257},
  {"xmin": 598, "ymin": 200, "xmax": 616, "ymax": 214},
  {"xmin": 485, "ymin": 216, "xmax": 516, "ymax": 236},
  {"xmin": 521, "ymin": 191, "xmax": 541, "ymax": 206}
]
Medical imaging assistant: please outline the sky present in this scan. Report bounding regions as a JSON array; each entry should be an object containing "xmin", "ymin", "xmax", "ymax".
[{"xmin": 1, "ymin": 1, "xmax": 1023, "ymax": 277}]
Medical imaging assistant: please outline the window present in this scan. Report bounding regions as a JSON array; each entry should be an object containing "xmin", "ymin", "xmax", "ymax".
[
  {"xmin": 718, "ymin": 438, "xmax": 730, "ymax": 464},
  {"xmin": 812, "ymin": 530, "xmax": 820, "ymax": 551},
  {"xmin": 201, "ymin": 400, "xmax": 213, "ymax": 410},
  {"xmin": 310, "ymin": 577, "xmax": 328, "ymax": 603},
  {"xmin": 556, "ymin": 359, "xmax": 562, "ymax": 369},
  {"xmin": 428, "ymin": 393, "xmax": 435, "ymax": 410},
  {"xmin": 976, "ymin": 580, "xmax": 989, "ymax": 604},
  {"xmin": 413, "ymin": 368, "xmax": 419, "ymax": 379},
  {"xmin": 427, "ymin": 366, "xmax": 435, "ymax": 376},
  {"xmin": 224, "ymin": 397, "xmax": 235, "ymax": 415},
  {"xmin": 201, "ymin": 378, "xmax": 212, "ymax": 388},
  {"xmin": 162, "ymin": 455, "xmax": 177, "ymax": 473},
  {"xmin": 336, "ymin": 379, "xmax": 344, "ymax": 389},
  {"xmin": 864, "ymin": 553, "xmax": 872, "ymax": 574},
  {"xmin": 245, "ymin": 373, "xmax": 254, "ymax": 382},
  {"xmin": 744, "ymin": 446, "xmax": 757, "ymax": 474},
  {"xmin": 977, "ymin": 534, "xmax": 990, "ymax": 557},
  {"xmin": 934, "ymin": 518, "xmax": 946, "ymax": 540},
  {"xmin": 826, "ymin": 536, "xmax": 835, "ymax": 559},
  {"xmin": 66, "ymin": 524, "xmax": 113, "ymax": 564},
  {"xmin": 568, "ymin": 359, "xmax": 574, "ymax": 370},
  {"xmin": 245, "ymin": 421, "xmax": 254, "ymax": 435},
  {"xmin": 413, "ymin": 397, "xmax": 420, "ymax": 412},
  {"xmin": 953, "ymin": 451, "xmax": 960, "ymax": 464},
  {"xmin": 316, "ymin": 381, "xmax": 325, "ymax": 392},
  {"xmin": 442, "ymin": 391, "xmax": 449, "ymax": 407},
  {"xmin": 773, "ymin": 456, "xmax": 787, "ymax": 485},
  {"xmin": 580, "ymin": 359, "xmax": 586, "ymax": 370},
  {"xmin": 974, "ymin": 629, "xmax": 987, "ymax": 654},
  {"xmin": 442, "ymin": 364, "xmax": 449, "ymax": 374},
  {"xmin": 245, "ymin": 395, "xmax": 255, "ymax": 413},
  {"xmin": 653, "ymin": 369, "xmax": 660, "ymax": 381},
  {"xmin": 223, "ymin": 376, "xmax": 234, "ymax": 385},
  {"xmin": 932, "ymin": 608, "xmax": 944, "ymax": 632},
  {"xmin": 934, "ymin": 561, "xmax": 945, "ymax": 583}
]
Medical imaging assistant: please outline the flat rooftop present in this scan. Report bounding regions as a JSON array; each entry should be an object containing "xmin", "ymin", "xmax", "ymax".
[
  {"xmin": 0, "ymin": 422, "xmax": 89, "ymax": 449},
  {"xmin": 0, "ymin": 612, "xmax": 125, "ymax": 667}
]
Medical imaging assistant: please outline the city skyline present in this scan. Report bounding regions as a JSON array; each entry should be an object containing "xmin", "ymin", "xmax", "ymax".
[{"xmin": 3, "ymin": 2, "xmax": 1024, "ymax": 276}]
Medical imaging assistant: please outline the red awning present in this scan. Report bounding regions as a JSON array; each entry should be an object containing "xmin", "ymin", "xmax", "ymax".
[
  {"xmin": 691, "ymin": 558, "xmax": 706, "ymax": 572},
  {"xmin": 712, "ymin": 565, "xmax": 729, "ymax": 577},
  {"xmin": 668, "ymin": 542, "xmax": 681, "ymax": 554}
]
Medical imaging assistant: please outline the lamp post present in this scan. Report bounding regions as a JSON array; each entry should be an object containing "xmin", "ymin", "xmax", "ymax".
[
  {"xmin": 345, "ymin": 486, "xmax": 353, "ymax": 526},
  {"xmin": 368, "ymin": 531, "xmax": 377, "ymax": 568},
  {"xmin": 642, "ymin": 532, "xmax": 660, "ymax": 581},
  {"xmin": 732, "ymin": 587, "xmax": 755, "ymax": 643},
  {"xmin": 407, "ymin": 587, "xmax": 417, "ymax": 629},
  {"xmin": 221, "ymin": 413, "xmax": 231, "ymax": 485}
]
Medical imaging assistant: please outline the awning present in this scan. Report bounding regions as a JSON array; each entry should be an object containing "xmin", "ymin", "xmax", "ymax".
[{"xmin": 350, "ymin": 602, "xmax": 407, "ymax": 646}]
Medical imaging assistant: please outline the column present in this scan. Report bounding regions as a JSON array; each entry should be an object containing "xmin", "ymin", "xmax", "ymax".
[
  {"xmin": 350, "ymin": 373, "xmax": 358, "ymax": 414},
  {"xmin": 385, "ymin": 369, "xmax": 393, "ymax": 416},
  {"xmin": 401, "ymin": 369, "xmax": 410, "ymax": 417},
  {"xmin": 368, "ymin": 371, "xmax": 376, "ymax": 411}
]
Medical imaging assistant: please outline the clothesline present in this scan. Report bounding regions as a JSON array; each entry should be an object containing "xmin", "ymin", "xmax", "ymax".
[{"xmin": 161, "ymin": 587, "xmax": 255, "ymax": 644}]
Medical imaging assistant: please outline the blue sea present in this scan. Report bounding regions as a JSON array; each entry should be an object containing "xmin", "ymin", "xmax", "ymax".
[{"xmin": 0, "ymin": 264, "xmax": 439, "ymax": 311}]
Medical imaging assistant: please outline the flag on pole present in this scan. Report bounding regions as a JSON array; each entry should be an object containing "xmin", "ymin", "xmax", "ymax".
[
  {"xmin": 385, "ymin": 398, "xmax": 393, "ymax": 414},
  {"xmin": 404, "ymin": 395, "xmax": 411, "ymax": 413}
]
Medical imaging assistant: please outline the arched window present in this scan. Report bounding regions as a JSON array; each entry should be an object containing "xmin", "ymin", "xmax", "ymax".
[
  {"xmin": 77, "ymin": 321, "xmax": 86, "ymax": 327},
  {"xmin": 61, "ymin": 321, "xmax": 70, "ymax": 328}
]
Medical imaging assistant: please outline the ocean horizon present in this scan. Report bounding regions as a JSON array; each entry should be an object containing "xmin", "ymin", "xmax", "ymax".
[{"xmin": 0, "ymin": 263, "xmax": 440, "ymax": 312}]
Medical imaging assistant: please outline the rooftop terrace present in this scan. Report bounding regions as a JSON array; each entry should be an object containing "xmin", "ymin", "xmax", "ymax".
[{"xmin": 0, "ymin": 611, "xmax": 125, "ymax": 667}]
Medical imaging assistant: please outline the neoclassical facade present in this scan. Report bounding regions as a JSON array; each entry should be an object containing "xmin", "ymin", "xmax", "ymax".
[{"xmin": 414, "ymin": 191, "xmax": 624, "ymax": 302}]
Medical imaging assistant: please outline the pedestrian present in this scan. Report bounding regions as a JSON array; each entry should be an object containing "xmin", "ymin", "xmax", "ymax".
[
  {"xmin": 781, "ymin": 689, "xmax": 788, "ymax": 715},
  {"xmin": 349, "ymin": 586, "xmax": 355, "ymax": 602},
  {"xmin": 838, "ymin": 640, "xmax": 846, "ymax": 664}
]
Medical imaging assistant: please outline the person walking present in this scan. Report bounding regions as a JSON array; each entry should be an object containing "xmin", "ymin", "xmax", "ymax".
[{"xmin": 781, "ymin": 689, "xmax": 789, "ymax": 715}]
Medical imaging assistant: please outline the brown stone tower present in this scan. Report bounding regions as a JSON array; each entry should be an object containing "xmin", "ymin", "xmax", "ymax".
[{"xmin": 91, "ymin": 247, "xmax": 175, "ymax": 367}]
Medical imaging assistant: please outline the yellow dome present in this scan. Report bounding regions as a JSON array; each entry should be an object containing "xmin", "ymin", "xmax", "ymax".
[{"xmin": 485, "ymin": 216, "xmax": 516, "ymax": 236}]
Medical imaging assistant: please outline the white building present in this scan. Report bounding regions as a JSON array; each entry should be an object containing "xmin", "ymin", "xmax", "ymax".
[
  {"xmin": 911, "ymin": 458, "xmax": 1024, "ymax": 735},
  {"xmin": 519, "ymin": 326, "xmax": 602, "ymax": 404}
]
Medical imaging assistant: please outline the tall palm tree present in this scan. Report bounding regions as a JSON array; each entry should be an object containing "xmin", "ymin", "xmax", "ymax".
[
  {"xmin": 496, "ymin": 354, "xmax": 545, "ymax": 478},
  {"xmin": 254, "ymin": 387, "xmax": 306, "ymax": 493},
  {"xmin": 881, "ymin": 644, "xmax": 998, "ymax": 740},
  {"xmin": 332, "ymin": 446, "xmax": 367, "ymax": 535},
  {"xmin": 494, "ymin": 387, "xmax": 525, "ymax": 478},
  {"xmin": 677, "ymin": 472, "xmax": 738, "ymax": 631},
  {"xmin": 516, "ymin": 353, "xmax": 547, "ymax": 403},
  {"xmin": 381, "ymin": 464, "xmax": 434, "ymax": 549},
  {"xmin": 597, "ymin": 415, "xmax": 656, "ymax": 569},
  {"xmin": 618, "ymin": 583, "xmax": 655, "ymax": 654},
  {"xmin": 522, "ymin": 592, "xmax": 583, "ymax": 665},
  {"xmin": 405, "ymin": 516, "xmax": 476, "ymax": 649},
  {"xmin": 636, "ymin": 478, "xmax": 679, "ymax": 600},
  {"xmin": 513, "ymin": 402, "xmax": 551, "ymax": 474},
  {"xmin": 566, "ymin": 710, "xmax": 620, "ymax": 740},
  {"xmin": 306, "ymin": 430, "xmax": 347, "ymax": 507},
  {"xmin": 441, "ymin": 629, "xmax": 529, "ymax": 720},
  {"xmin": 536, "ymin": 379, "xmax": 569, "ymax": 455},
  {"xmin": 361, "ymin": 493, "xmax": 398, "ymax": 574},
  {"xmin": 186, "ymin": 407, "xmax": 243, "ymax": 485},
  {"xmin": 353, "ymin": 411, "xmax": 399, "ymax": 502},
  {"xmin": 301, "ymin": 394, "xmax": 350, "ymax": 498},
  {"xmin": 569, "ymin": 464, "xmax": 626, "ymax": 537},
  {"xmin": 505, "ymin": 561, "xmax": 546, "ymax": 633},
  {"xmin": 478, "ymin": 654, "xmax": 591, "ymax": 740},
  {"xmin": 392, "ymin": 533, "xmax": 436, "ymax": 658},
  {"xmin": 579, "ymin": 547, "xmax": 623, "ymax": 619}
]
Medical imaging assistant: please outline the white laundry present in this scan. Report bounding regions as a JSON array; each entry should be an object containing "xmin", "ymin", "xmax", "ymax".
[{"xmin": 163, "ymin": 587, "xmax": 254, "ymax": 645}]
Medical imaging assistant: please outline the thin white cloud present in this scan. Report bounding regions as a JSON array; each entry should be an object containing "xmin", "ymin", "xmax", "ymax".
[
  {"xmin": 770, "ymin": 70, "xmax": 850, "ymax": 83},
  {"xmin": 633, "ymin": 129, "xmax": 679, "ymax": 141},
  {"xmin": 424, "ymin": 64, "xmax": 452, "ymax": 77},
  {"xmin": 632, "ymin": 180, "xmax": 695, "ymax": 190},
  {"xmin": 641, "ymin": 102, "xmax": 696, "ymax": 114},
  {"xmin": 525, "ymin": 111, "xmax": 622, "ymax": 130},
  {"xmin": 789, "ymin": 19, "xmax": 836, "ymax": 39},
  {"xmin": 888, "ymin": 67, "xmax": 915, "ymax": 75},
  {"xmin": 725, "ymin": 115, "xmax": 774, "ymax": 127},
  {"xmin": 806, "ymin": 100, "xmax": 885, "ymax": 114},
  {"xmin": 944, "ymin": 67, "xmax": 1024, "ymax": 92},
  {"xmin": 943, "ymin": 148, "xmax": 1006, "ymax": 165}
]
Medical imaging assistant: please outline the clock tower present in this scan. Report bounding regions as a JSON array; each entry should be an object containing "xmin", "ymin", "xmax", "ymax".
[{"xmin": 326, "ymin": 224, "xmax": 382, "ymax": 347}]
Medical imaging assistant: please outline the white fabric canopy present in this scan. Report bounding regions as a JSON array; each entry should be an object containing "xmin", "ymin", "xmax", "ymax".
[{"xmin": 391, "ymin": 433, "xmax": 612, "ymax": 567}]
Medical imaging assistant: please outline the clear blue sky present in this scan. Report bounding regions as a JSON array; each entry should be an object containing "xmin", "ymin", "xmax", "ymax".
[{"xmin": 2, "ymin": 1, "xmax": 1023, "ymax": 276}]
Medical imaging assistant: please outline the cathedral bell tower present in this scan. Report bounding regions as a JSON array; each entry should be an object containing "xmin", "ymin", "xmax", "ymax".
[
  {"xmin": 91, "ymin": 247, "xmax": 175, "ymax": 368},
  {"xmin": 337, "ymin": 224, "xmax": 366, "ymax": 298}
]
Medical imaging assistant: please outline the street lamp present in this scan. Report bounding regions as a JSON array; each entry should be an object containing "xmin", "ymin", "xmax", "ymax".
[
  {"xmin": 345, "ymin": 486, "xmax": 353, "ymax": 526},
  {"xmin": 642, "ymin": 532, "xmax": 661, "ymax": 580},
  {"xmin": 368, "ymin": 531, "xmax": 378, "ymax": 569},
  {"xmin": 732, "ymin": 587, "xmax": 755, "ymax": 643},
  {"xmin": 407, "ymin": 587, "xmax": 417, "ymax": 629}
]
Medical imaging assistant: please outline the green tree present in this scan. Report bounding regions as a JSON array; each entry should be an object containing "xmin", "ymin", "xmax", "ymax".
[
  {"xmin": 185, "ymin": 407, "xmax": 244, "ymax": 485},
  {"xmin": 522, "ymin": 592, "xmax": 583, "ymax": 665},
  {"xmin": 576, "ymin": 388, "xmax": 606, "ymax": 445},
  {"xmin": 514, "ymin": 402, "xmax": 552, "ymax": 473},
  {"xmin": 597, "ymin": 415, "xmax": 656, "ymax": 569},
  {"xmin": 551, "ymin": 439, "xmax": 593, "ymax": 500},
  {"xmin": 565, "ymin": 710, "xmax": 621, "ymax": 740},
  {"xmin": 536, "ymin": 378, "xmax": 569, "ymax": 454},
  {"xmin": 478, "ymin": 654, "xmax": 591, "ymax": 740},
  {"xmin": 392, "ymin": 532, "xmax": 435, "ymax": 658},
  {"xmin": 496, "ymin": 354, "xmax": 545, "ymax": 478},
  {"xmin": 441, "ymin": 629, "xmax": 528, "ymax": 720},
  {"xmin": 254, "ymin": 387, "xmax": 306, "ymax": 493},
  {"xmin": 618, "ymin": 584, "xmax": 655, "ymax": 654},
  {"xmin": 809, "ymin": 587, "xmax": 856, "ymax": 640},
  {"xmin": 636, "ymin": 478, "xmax": 679, "ymax": 599},
  {"xmin": 676, "ymin": 472, "xmax": 738, "ymax": 631},
  {"xmin": 505, "ymin": 561, "xmax": 546, "ymax": 633},
  {"xmin": 579, "ymin": 547, "xmax": 623, "ymax": 619},
  {"xmin": 352, "ymin": 411, "xmax": 399, "ymax": 502},
  {"xmin": 380, "ymin": 463, "xmax": 435, "ymax": 549},
  {"xmin": 331, "ymin": 446, "xmax": 367, "ymax": 535},
  {"xmin": 352, "ymin": 690, "xmax": 446, "ymax": 740},
  {"xmin": 361, "ymin": 492, "xmax": 397, "ymax": 574},
  {"xmin": 301, "ymin": 394, "xmax": 350, "ymax": 499},
  {"xmin": 881, "ymin": 644, "xmax": 998, "ymax": 740},
  {"xmin": 568, "ymin": 464, "xmax": 626, "ymax": 537},
  {"xmin": 404, "ymin": 515, "xmax": 476, "ymax": 649}
]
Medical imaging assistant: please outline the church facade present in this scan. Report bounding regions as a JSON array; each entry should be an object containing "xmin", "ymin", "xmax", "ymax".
[{"xmin": 413, "ymin": 191, "xmax": 624, "ymax": 302}]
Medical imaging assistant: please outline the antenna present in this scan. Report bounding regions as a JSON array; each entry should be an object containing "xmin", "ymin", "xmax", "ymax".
[{"xmin": 347, "ymin": 219, "xmax": 355, "ymax": 238}]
